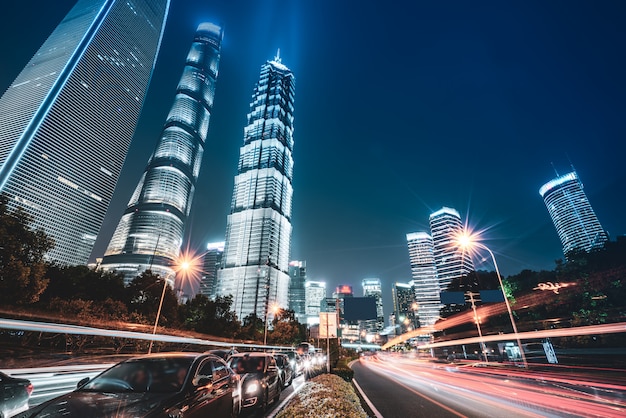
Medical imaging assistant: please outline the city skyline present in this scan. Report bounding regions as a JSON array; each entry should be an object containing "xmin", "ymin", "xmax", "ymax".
[{"xmin": 2, "ymin": 1, "xmax": 625, "ymax": 316}]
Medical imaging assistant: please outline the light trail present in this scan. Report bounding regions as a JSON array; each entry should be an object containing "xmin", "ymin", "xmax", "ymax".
[
  {"xmin": 360, "ymin": 354, "xmax": 626, "ymax": 417},
  {"xmin": 382, "ymin": 321, "xmax": 626, "ymax": 350}
]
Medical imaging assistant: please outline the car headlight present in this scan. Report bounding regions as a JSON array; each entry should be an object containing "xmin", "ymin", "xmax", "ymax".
[{"xmin": 244, "ymin": 380, "xmax": 260, "ymax": 394}]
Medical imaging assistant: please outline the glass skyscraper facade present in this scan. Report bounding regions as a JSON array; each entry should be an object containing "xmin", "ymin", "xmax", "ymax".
[
  {"xmin": 406, "ymin": 232, "xmax": 440, "ymax": 327},
  {"xmin": 429, "ymin": 207, "xmax": 474, "ymax": 290},
  {"xmin": 101, "ymin": 23, "xmax": 223, "ymax": 284},
  {"xmin": 392, "ymin": 282, "xmax": 418, "ymax": 334},
  {"xmin": 199, "ymin": 241, "xmax": 225, "ymax": 298},
  {"xmin": 216, "ymin": 54, "xmax": 295, "ymax": 320},
  {"xmin": 288, "ymin": 260, "xmax": 307, "ymax": 324},
  {"xmin": 539, "ymin": 171, "xmax": 608, "ymax": 255},
  {"xmin": 0, "ymin": 0, "xmax": 170, "ymax": 266}
]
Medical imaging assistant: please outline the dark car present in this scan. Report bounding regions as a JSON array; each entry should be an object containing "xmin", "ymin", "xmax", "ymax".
[
  {"xmin": 228, "ymin": 353, "xmax": 280, "ymax": 412},
  {"xmin": 0, "ymin": 371, "xmax": 33, "ymax": 418},
  {"xmin": 14, "ymin": 352, "xmax": 240, "ymax": 418},
  {"xmin": 272, "ymin": 353, "xmax": 294, "ymax": 388},
  {"xmin": 279, "ymin": 351, "xmax": 302, "ymax": 376}
]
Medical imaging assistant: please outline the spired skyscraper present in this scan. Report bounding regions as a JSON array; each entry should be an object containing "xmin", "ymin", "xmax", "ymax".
[
  {"xmin": 539, "ymin": 170, "xmax": 608, "ymax": 256},
  {"xmin": 0, "ymin": 0, "xmax": 171, "ymax": 266},
  {"xmin": 216, "ymin": 53, "xmax": 296, "ymax": 320},
  {"xmin": 100, "ymin": 23, "xmax": 223, "ymax": 284}
]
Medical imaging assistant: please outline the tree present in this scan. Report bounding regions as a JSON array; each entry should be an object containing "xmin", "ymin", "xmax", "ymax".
[
  {"xmin": 180, "ymin": 294, "xmax": 241, "ymax": 338},
  {"xmin": 127, "ymin": 270, "xmax": 179, "ymax": 327},
  {"xmin": 239, "ymin": 313, "xmax": 264, "ymax": 341},
  {"xmin": 269, "ymin": 309, "xmax": 306, "ymax": 345},
  {"xmin": 42, "ymin": 265, "xmax": 126, "ymax": 304},
  {"xmin": 0, "ymin": 194, "xmax": 54, "ymax": 305}
]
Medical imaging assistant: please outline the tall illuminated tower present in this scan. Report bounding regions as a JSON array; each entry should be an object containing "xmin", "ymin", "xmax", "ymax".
[
  {"xmin": 0, "ymin": 0, "xmax": 170, "ymax": 266},
  {"xmin": 101, "ymin": 23, "xmax": 223, "ymax": 284},
  {"xmin": 288, "ymin": 261, "xmax": 307, "ymax": 324},
  {"xmin": 406, "ymin": 232, "xmax": 440, "ymax": 327},
  {"xmin": 216, "ymin": 53, "xmax": 295, "ymax": 320},
  {"xmin": 362, "ymin": 278, "xmax": 384, "ymax": 332},
  {"xmin": 539, "ymin": 171, "xmax": 608, "ymax": 256},
  {"xmin": 429, "ymin": 207, "xmax": 474, "ymax": 290}
]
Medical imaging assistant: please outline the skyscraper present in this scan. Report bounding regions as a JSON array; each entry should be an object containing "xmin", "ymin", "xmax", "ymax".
[
  {"xmin": 305, "ymin": 280, "xmax": 326, "ymax": 325},
  {"xmin": 288, "ymin": 260, "xmax": 307, "ymax": 324},
  {"xmin": 406, "ymin": 232, "xmax": 440, "ymax": 327},
  {"xmin": 539, "ymin": 170, "xmax": 609, "ymax": 255},
  {"xmin": 392, "ymin": 282, "xmax": 418, "ymax": 334},
  {"xmin": 429, "ymin": 207, "xmax": 474, "ymax": 291},
  {"xmin": 100, "ymin": 23, "xmax": 223, "ymax": 284},
  {"xmin": 216, "ymin": 53, "xmax": 296, "ymax": 320},
  {"xmin": 0, "ymin": 0, "xmax": 170, "ymax": 266},
  {"xmin": 199, "ymin": 242, "xmax": 225, "ymax": 298},
  {"xmin": 362, "ymin": 278, "xmax": 384, "ymax": 332}
]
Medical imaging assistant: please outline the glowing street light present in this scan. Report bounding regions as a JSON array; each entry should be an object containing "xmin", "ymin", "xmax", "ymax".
[
  {"xmin": 264, "ymin": 303, "xmax": 280, "ymax": 346},
  {"xmin": 456, "ymin": 232, "xmax": 528, "ymax": 368},
  {"xmin": 148, "ymin": 254, "xmax": 193, "ymax": 354}
]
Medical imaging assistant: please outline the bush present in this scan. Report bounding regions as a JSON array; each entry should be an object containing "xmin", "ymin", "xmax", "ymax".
[{"xmin": 276, "ymin": 374, "xmax": 367, "ymax": 418}]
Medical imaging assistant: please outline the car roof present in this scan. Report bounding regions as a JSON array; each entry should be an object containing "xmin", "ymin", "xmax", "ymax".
[
  {"xmin": 229, "ymin": 352, "xmax": 271, "ymax": 358},
  {"xmin": 126, "ymin": 352, "xmax": 220, "ymax": 361}
]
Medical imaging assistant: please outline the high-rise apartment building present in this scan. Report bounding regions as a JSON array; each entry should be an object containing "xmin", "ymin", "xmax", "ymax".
[
  {"xmin": 216, "ymin": 53, "xmax": 296, "ymax": 320},
  {"xmin": 429, "ymin": 207, "xmax": 474, "ymax": 291},
  {"xmin": 199, "ymin": 242, "xmax": 225, "ymax": 298},
  {"xmin": 406, "ymin": 232, "xmax": 440, "ymax": 327},
  {"xmin": 362, "ymin": 278, "xmax": 384, "ymax": 332},
  {"xmin": 0, "ymin": 0, "xmax": 170, "ymax": 265},
  {"xmin": 305, "ymin": 281, "xmax": 326, "ymax": 325},
  {"xmin": 288, "ymin": 260, "xmax": 307, "ymax": 323},
  {"xmin": 100, "ymin": 23, "xmax": 223, "ymax": 285},
  {"xmin": 539, "ymin": 171, "xmax": 608, "ymax": 255}
]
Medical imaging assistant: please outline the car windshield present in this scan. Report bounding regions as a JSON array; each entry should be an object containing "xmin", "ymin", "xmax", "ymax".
[
  {"xmin": 81, "ymin": 357, "xmax": 194, "ymax": 393},
  {"xmin": 230, "ymin": 356, "xmax": 265, "ymax": 374}
]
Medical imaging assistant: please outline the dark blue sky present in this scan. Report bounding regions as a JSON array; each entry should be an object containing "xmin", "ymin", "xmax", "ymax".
[{"xmin": 2, "ymin": 0, "xmax": 625, "ymax": 316}]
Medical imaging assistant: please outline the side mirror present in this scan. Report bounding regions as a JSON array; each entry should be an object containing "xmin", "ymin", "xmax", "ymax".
[
  {"xmin": 195, "ymin": 376, "xmax": 212, "ymax": 387},
  {"xmin": 77, "ymin": 377, "xmax": 90, "ymax": 389}
]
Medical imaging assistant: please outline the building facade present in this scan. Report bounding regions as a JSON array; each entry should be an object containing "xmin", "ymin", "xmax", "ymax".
[
  {"xmin": 362, "ymin": 278, "xmax": 384, "ymax": 333},
  {"xmin": 539, "ymin": 171, "xmax": 609, "ymax": 255},
  {"xmin": 216, "ymin": 53, "xmax": 296, "ymax": 320},
  {"xmin": 305, "ymin": 280, "xmax": 326, "ymax": 325},
  {"xmin": 429, "ymin": 207, "xmax": 474, "ymax": 291},
  {"xmin": 0, "ymin": 0, "xmax": 170, "ymax": 265},
  {"xmin": 199, "ymin": 241, "xmax": 225, "ymax": 298},
  {"xmin": 100, "ymin": 23, "xmax": 223, "ymax": 285},
  {"xmin": 392, "ymin": 282, "xmax": 418, "ymax": 334},
  {"xmin": 288, "ymin": 260, "xmax": 307, "ymax": 323},
  {"xmin": 406, "ymin": 232, "xmax": 440, "ymax": 327}
]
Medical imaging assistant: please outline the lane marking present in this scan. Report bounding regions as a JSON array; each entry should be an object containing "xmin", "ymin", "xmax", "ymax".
[{"xmin": 353, "ymin": 378, "xmax": 384, "ymax": 418}]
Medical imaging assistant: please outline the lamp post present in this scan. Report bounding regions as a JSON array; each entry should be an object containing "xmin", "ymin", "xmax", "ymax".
[
  {"xmin": 457, "ymin": 236, "xmax": 528, "ymax": 368},
  {"xmin": 148, "ymin": 260, "xmax": 190, "ymax": 354}
]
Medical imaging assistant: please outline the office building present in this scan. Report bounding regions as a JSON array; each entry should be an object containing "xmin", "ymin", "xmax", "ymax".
[
  {"xmin": 362, "ymin": 278, "xmax": 384, "ymax": 332},
  {"xmin": 288, "ymin": 260, "xmax": 307, "ymax": 323},
  {"xmin": 406, "ymin": 232, "xmax": 440, "ymax": 327},
  {"xmin": 100, "ymin": 23, "xmax": 223, "ymax": 285},
  {"xmin": 216, "ymin": 53, "xmax": 296, "ymax": 320},
  {"xmin": 198, "ymin": 242, "xmax": 225, "ymax": 298},
  {"xmin": 0, "ymin": 0, "xmax": 170, "ymax": 265},
  {"xmin": 392, "ymin": 282, "xmax": 418, "ymax": 334},
  {"xmin": 305, "ymin": 280, "xmax": 326, "ymax": 325},
  {"xmin": 539, "ymin": 171, "xmax": 609, "ymax": 255},
  {"xmin": 429, "ymin": 207, "xmax": 474, "ymax": 291}
]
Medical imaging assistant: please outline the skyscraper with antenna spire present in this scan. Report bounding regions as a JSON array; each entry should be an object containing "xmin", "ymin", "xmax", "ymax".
[{"xmin": 215, "ymin": 51, "xmax": 296, "ymax": 320}]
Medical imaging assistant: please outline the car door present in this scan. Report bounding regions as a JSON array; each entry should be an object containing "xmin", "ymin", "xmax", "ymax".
[
  {"xmin": 266, "ymin": 356, "xmax": 280, "ymax": 398},
  {"xmin": 185, "ymin": 359, "xmax": 220, "ymax": 418},
  {"xmin": 208, "ymin": 359, "xmax": 234, "ymax": 416}
]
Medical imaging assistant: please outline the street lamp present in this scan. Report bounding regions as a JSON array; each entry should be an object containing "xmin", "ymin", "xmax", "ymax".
[
  {"xmin": 148, "ymin": 258, "xmax": 191, "ymax": 354},
  {"xmin": 264, "ymin": 303, "xmax": 280, "ymax": 346},
  {"xmin": 457, "ymin": 234, "xmax": 528, "ymax": 368}
]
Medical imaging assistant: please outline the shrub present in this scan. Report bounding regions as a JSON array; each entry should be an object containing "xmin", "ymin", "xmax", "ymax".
[{"xmin": 276, "ymin": 374, "xmax": 367, "ymax": 418}]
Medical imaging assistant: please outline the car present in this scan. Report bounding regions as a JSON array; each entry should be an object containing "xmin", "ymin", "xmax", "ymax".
[
  {"xmin": 228, "ymin": 352, "xmax": 281, "ymax": 412},
  {"xmin": 0, "ymin": 371, "xmax": 33, "ymax": 418},
  {"xmin": 279, "ymin": 351, "xmax": 303, "ymax": 376},
  {"xmin": 13, "ymin": 352, "xmax": 240, "ymax": 418},
  {"xmin": 207, "ymin": 348, "xmax": 239, "ymax": 361},
  {"xmin": 272, "ymin": 353, "xmax": 294, "ymax": 387}
]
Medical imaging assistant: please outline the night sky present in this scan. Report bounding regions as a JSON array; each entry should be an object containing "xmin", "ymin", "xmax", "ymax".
[{"xmin": 2, "ymin": 0, "xmax": 625, "ymax": 318}]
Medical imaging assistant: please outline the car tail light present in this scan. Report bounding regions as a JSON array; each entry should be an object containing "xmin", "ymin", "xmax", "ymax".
[{"xmin": 25, "ymin": 382, "xmax": 34, "ymax": 396}]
